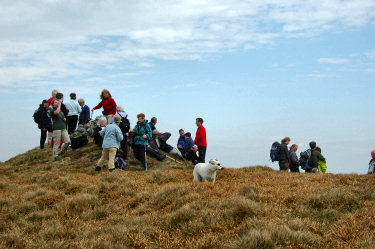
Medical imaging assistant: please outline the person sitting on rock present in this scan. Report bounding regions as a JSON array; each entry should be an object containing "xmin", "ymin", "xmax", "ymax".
[
  {"xmin": 93, "ymin": 117, "xmax": 107, "ymax": 147},
  {"xmin": 177, "ymin": 129, "xmax": 186, "ymax": 154}
]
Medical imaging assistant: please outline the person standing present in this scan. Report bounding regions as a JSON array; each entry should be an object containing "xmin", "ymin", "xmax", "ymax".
[
  {"xmin": 279, "ymin": 137, "xmax": 291, "ymax": 171},
  {"xmin": 48, "ymin": 89, "xmax": 58, "ymax": 106},
  {"xmin": 92, "ymin": 89, "xmax": 117, "ymax": 124},
  {"xmin": 48, "ymin": 99, "xmax": 71, "ymax": 161},
  {"xmin": 93, "ymin": 117, "xmax": 107, "ymax": 147},
  {"xmin": 78, "ymin": 98, "xmax": 91, "ymax": 125},
  {"xmin": 194, "ymin": 118, "xmax": 207, "ymax": 163},
  {"xmin": 95, "ymin": 116, "xmax": 123, "ymax": 172},
  {"xmin": 112, "ymin": 106, "xmax": 131, "ymax": 159},
  {"xmin": 37, "ymin": 100, "xmax": 52, "ymax": 149},
  {"xmin": 289, "ymin": 144, "xmax": 300, "ymax": 173},
  {"xmin": 368, "ymin": 150, "xmax": 375, "ymax": 174},
  {"xmin": 131, "ymin": 113, "xmax": 152, "ymax": 170},
  {"xmin": 55, "ymin": 93, "xmax": 69, "ymax": 117},
  {"xmin": 65, "ymin": 93, "xmax": 82, "ymax": 134},
  {"xmin": 306, "ymin": 141, "xmax": 326, "ymax": 173}
]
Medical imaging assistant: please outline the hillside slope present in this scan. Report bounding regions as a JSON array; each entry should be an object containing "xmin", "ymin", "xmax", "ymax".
[{"xmin": 0, "ymin": 141, "xmax": 375, "ymax": 248}]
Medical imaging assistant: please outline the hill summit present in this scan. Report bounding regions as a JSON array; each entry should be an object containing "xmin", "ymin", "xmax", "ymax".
[{"xmin": 0, "ymin": 141, "xmax": 375, "ymax": 248}]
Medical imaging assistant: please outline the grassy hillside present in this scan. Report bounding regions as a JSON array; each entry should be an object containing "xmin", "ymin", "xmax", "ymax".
[{"xmin": 0, "ymin": 141, "xmax": 375, "ymax": 248}]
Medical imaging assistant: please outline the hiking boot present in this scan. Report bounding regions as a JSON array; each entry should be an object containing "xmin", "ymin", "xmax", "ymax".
[
  {"xmin": 58, "ymin": 151, "xmax": 65, "ymax": 156},
  {"xmin": 54, "ymin": 156, "xmax": 61, "ymax": 161},
  {"xmin": 40, "ymin": 145, "xmax": 45, "ymax": 150},
  {"xmin": 109, "ymin": 168, "xmax": 116, "ymax": 172},
  {"xmin": 95, "ymin": 166, "xmax": 102, "ymax": 171}
]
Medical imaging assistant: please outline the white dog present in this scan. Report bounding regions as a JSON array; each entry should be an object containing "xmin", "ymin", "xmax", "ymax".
[{"xmin": 193, "ymin": 159, "xmax": 224, "ymax": 184}]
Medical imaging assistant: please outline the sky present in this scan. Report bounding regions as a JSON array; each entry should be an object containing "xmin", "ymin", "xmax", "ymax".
[{"xmin": 0, "ymin": 0, "xmax": 374, "ymax": 174}]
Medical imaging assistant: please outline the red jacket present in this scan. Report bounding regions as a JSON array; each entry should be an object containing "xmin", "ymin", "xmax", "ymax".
[
  {"xmin": 93, "ymin": 97, "xmax": 117, "ymax": 115},
  {"xmin": 194, "ymin": 125, "xmax": 207, "ymax": 147}
]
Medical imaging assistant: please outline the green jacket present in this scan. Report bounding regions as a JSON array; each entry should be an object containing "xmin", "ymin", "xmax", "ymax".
[
  {"xmin": 48, "ymin": 106, "xmax": 67, "ymax": 131},
  {"xmin": 318, "ymin": 161, "xmax": 327, "ymax": 173},
  {"xmin": 133, "ymin": 121, "xmax": 152, "ymax": 145}
]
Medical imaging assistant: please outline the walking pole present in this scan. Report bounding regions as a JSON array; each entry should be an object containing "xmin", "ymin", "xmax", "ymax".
[{"xmin": 144, "ymin": 145, "xmax": 148, "ymax": 171}]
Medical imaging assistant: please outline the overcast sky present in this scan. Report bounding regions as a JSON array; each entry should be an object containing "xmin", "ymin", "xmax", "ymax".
[{"xmin": 0, "ymin": 0, "xmax": 374, "ymax": 173}]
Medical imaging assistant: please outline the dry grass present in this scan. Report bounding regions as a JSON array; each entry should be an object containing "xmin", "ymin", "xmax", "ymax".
[{"xmin": 0, "ymin": 141, "xmax": 375, "ymax": 248}]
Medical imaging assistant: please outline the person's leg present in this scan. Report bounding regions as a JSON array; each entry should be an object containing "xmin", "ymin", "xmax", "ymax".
[
  {"xmin": 121, "ymin": 134, "xmax": 128, "ymax": 159},
  {"xmin": 159, "ymin": 132, "xmax": 171, "ymax": 142},
  {"xmin": 105, "ymin": 115, "xmax": 113, "ymax": 125},
  {"xmin": 279, "ymin": 161, "xmax": 289, "ymax": 171},
  {"xmin": 52, "ymin": 130, "xmax": 62, "ymax": 158},
  {"xmin": 60, "ymin": 130, "xmax": 71, "ymax": 155},
  {"xmin": 133, "ymin": 145, "xmax": 141, "ymax": 161},
  {"xmin": 97, "ymin": 148, "xmax": 109, "ymax": 170},
  {"xmin": 107, "ymin": 148, "xmax": 117, "ymax": 170},
  {"xmin": 72, "ymin": 115, "xmax": 78, "ymax": 131},
  {"xmin": 40, "ymin": 129, "xmax": 47, "ymax": 149},
  {"xmin": 198, "ymin": 146, "xmax": 206, "ymax": 163},
  {"xmin": 67, "ymin": 116, "xmax": 73, "ymax": 134}
]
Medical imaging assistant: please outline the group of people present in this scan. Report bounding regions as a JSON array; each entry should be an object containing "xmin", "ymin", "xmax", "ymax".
[
  {"xmin": 35, "ymin": 89, "xmax": 208, "ymax": 171},
  {"xmin": 275, "ymin": 137, "xmax": 327, "ymax": 173}
]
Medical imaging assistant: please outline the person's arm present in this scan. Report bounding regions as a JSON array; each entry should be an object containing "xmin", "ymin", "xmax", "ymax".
[
  {"xmin": 53, "ymin": 102, "xmax": 61, "ymax": 115},
  {"xmin": 100, "ymin": 127, "xmax": 106, "ymax": 137},
  {"xmin": 111, "ymin": 98, "xmax": 117, "ymax": 114},
  {"xmin": 117, "ymin": 127, "xmax": 124, "ymax": 142},
  {"xmin": 92, "ymin": 101, "xmax": 102, "ymax": 111},
  {"xmin": 317, "ymin": 152, "xmax": 326, "ymax": 163},
  {"xmin": 76, "ymin": 102, "xmax": 82, "ymax": 114}
]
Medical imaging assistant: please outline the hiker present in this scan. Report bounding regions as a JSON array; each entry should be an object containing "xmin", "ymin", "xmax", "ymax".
[
  {"xmin": 183, "ymin": 132, "xmax": 195, "ymax": 157},
  {"xmin": 177, "ymin": 129, "xmax": 186, "ymax": 154},
  {"xmin": 55, "ymin": 93, "xmax": 69, "ymax": 117},
  {"xmin": 130, "ymin": 113, "xmax": 152, "ymax": 170},
  {"xmin": 92, "ymin": 89, "xmax": 117, "ymax": 124},
  {"xmin": 93, "ymin": 117, "xmax": 107, "ymax": 147},
  {"xmin": 315, "ymin": 147, "xmax": 327, "ymax": 173},
  {"xmin": 306, "ymin": 141, "xmax": 326, "ymax": 173},
  {"xmin": 48, "ymin": 99, "xmax": 71, "ymax": 161},
  {"xmin": 65, "ymin": 93, "xmax": 81, "ymax": 134},
  {"xmin": 278, "ymin": 137, "xmax": 290, "ymax": 171},
  {"xmin": 78, "ymin": 98, "xmax": 90, "ymax": 125},
  {"xmin": 186, "ymin": 145, "xmax": 199, "ymax": 164},
  {"xmin": 368, "ymin": 150, "xmax": 375, "ymax": 174},
  {"xmin": 289, "ymin": 144, "xmax": 300, "ymax": 173},
  {"xmin": 47, "ymin": 89, "xmax": 58, "ymax": 106},
  {"xmin": 36, "ymin": 100, "xmax": 52, "ymax": 149},
  {"xmin": 112, "ymin": 106, "xmax": 131, "ymax": 159},
  {"xmin": 194, "ymin": 118, "xmax": 207, "ymax": 163},
  {"xmin": 95, "ymin": 116, "xmax": 123, "ymax": 172}
]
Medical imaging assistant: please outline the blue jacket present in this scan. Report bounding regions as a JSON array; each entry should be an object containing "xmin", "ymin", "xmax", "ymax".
[
  {"xmin": 79, "ymin": 105, "xmax": 90, "ymax": 124},
  {"xmin": 184, "ymin": 137, "xmax": 194, "ymax": 153},
  {"xmin": 101, "ymin": 123, "xmax": 124, "ymax": 149},
  {"xmin": 177, "ymin": 136, "xmax": 186, "ymax": 149},
  {"xmin": 133, "ymin": 121, "xmax": 152, "ymax": 145},
  {"xmin": 65, "ymin": 100, "xmax": 82, "ymax": 116}
]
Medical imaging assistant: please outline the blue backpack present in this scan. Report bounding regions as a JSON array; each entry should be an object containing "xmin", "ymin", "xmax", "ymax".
[
  {"xmin": 114, "ymin": 157, "xmax": 127, "ymax": 170},
  {"xmin": 270, "ymin": 141, "xmax": 281, "ymax": 162},
  {"xmin": 299, "ymin": 149, "xmax": 311, "ymax": 170}
]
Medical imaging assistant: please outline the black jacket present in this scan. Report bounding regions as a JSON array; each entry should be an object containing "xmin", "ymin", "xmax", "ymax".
[
  {"xmin": 93, "ymin": 126, "xmax": 103, "ymax": 146},
  {"xmin": 61, "ymin": 103, "xmax": 69, "ymax": 117},
  {"xmin": 279, "ymin": 142, "xmax": 290, "ymax": 163},
  {"xmin": 307, "ymin": 149, "xmax": 326, "ymax": 169},
  {"xmin": 37, "ymin": 105, "xmax": 52, "ymax": 130}
]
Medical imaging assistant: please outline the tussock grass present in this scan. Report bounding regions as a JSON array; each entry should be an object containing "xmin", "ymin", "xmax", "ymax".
[{"xmin": 0, "ymin": 141, "xmax": 375, "ymax": 248}]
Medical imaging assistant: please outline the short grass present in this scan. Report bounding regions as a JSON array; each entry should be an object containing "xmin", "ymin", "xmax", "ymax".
[{"xmin": 0, "ymin": 141, "xmax": 375, "ymax": 248}]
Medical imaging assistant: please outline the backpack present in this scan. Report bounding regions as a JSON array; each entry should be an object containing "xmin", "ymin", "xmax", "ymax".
[
  {"xmin": 70, "ymin": 134, "xmax": 88, "ymax": 150},
  {"xmin": 33, "ymin": 108, "xmax": 40, "ymax": 124},
  {"xmin": 299, "ymin": 149, "xmax": 311, "ymax": 170},
  {"xmin": 114, "ymin": 156, "xmax": 127, "ymax": 170},
  {"xmin": 118, "ymin": 113, "xmax": 130, "ymax": 133},
  {"xmin": 270, "ymin": 141, "xmax": 281, "ymax": 162}
]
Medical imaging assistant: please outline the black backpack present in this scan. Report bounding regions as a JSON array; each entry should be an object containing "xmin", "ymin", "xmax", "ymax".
[
  {"xmin": 118, "ymin": 113, "xmax": 130, "ymax": 133},
  {"xmin": 33, "ymin": 108, "xmax": 40, "ymax": 124},
  {"xmin": 270, "ymin": 141, "xmax": 281, "ymax": 162}
]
